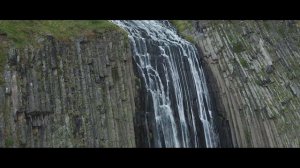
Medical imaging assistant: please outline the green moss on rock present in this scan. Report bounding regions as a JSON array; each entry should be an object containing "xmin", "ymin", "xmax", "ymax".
[
  {"xmin": 0, "ymin": 47, "xmax": 7, "ymax": 85},
  {"xmin": 0, "ymin": 20, "xmax": 124, "ymax": 85},
  {"xmin": 169, "ymin": 20, "xmax": 196, "ymax": 44},
  {"xmin": 232, "ymin": 42, "xmax": 245, "ymax": 53},
  {"xmin": 239, "ymin": 57, "xmax": 249, "ymax": 68},
  {"xmin": 169, "ymin": 20, "xmax": 193, "ymax": 33},
  {"xmin": 0, "ymin": 20, "xmax": 123, "ymax": 47},
  {"xmin": 5, "ymin": 136, "xmax": 14, "ymax": 147}
]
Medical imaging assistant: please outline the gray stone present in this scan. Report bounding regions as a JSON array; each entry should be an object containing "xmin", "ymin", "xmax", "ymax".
[
  {"xmin": 290, "ymin": 84, "xmax": 300, "ymax": 97},
  {"xmin": 265, "ymin": 65, "xmax": 274, "ymax": 74},
  {"xmin": 0, "ymin": 30, "xmax": 137, "ymax": 148}
]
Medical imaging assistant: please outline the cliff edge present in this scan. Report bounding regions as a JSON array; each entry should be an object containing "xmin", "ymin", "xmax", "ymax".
[{"xmin": 0, "ymin": 21, "xmax": 137, "ymax": 147}]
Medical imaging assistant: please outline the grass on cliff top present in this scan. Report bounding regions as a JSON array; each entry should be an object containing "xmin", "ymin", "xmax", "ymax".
[
  {"xmin": 0, "ymin": 20, "xmax": 123, "ymax": 47},
  {"xmin": 0, "ymin": 20, "xmax": 124, "ymax": 85},
  {"xmin": 169, "ymin": 20, "xmax": 193, "ymax": 33},
  {"xmin": 169, "ymin": 20, "xmax": 196, "ymax": 44}
]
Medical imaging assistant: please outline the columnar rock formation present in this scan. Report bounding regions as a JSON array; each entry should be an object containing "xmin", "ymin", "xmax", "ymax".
[
  {"xmin": 1, "ymin": 20, "xmax": 299, "ymax": 148},
  {"xmin": 0, "ymin": 30, "xmax": 137, "ymax": 147},
  {"xmin": 183, "ymin": 20, "xmax": 300, "ymax": 147}
]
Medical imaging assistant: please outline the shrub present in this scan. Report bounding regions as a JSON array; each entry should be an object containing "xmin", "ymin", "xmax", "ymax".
[
  {"xmin": 232, "ymin": 42, "xmax": 245, "ymax": 53},
  {"xmin": 239, "ymin": 57, "xmax": 249, "ymax": 68}
]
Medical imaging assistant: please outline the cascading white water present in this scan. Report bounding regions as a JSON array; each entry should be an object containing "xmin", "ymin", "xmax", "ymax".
[{"xmin": 113, "ymin": 20, "xmax": 220, "ymax": 148}]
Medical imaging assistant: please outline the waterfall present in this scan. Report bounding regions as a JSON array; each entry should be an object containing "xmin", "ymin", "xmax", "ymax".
[{"xmin": 113, "ymin": 20, "xmax": 220, "ymax": 148}]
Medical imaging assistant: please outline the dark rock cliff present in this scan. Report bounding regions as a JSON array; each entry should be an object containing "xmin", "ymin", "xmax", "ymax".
[
  {"xmin": 1, "ymin": 20, "xmax": 299, "ymax": 148},
  {"xmin": 0, "ymin": 30, "xmax": 137, "ymax": 147},
  {"xmin": 181, "ymin": 20, "xmax": 300, "ymax": 147}
]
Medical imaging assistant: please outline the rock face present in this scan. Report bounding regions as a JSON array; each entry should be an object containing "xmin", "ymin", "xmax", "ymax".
[
  {"xmin": 1, "ymin": 20, "xmax": 300, "ymax": 148},
  {"xmin": 183, "ymin": 20, "xmax": 300, "ymax": 147},
  {"xmin": 0, "ymin": 31, "xmax": 137, "ymax": 147}
]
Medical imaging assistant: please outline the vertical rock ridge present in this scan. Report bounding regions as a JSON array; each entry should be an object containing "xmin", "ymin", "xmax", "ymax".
[
  {"xmin": 185, "ymin": 20, "xmax": 300, "ymax": 147},
  {"xmin": 0, "ymin": 31, "xmax": 136, "ymax": 147}
]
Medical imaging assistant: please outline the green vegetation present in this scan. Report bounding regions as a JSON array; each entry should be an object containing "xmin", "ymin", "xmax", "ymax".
[
  {"xmin": 5, "ymin": 137, "xmax": 14, "ymax": 147},
  {"xmin": 239, "ymin": 57, "xmax": 249, "ymax": 68},
  {"xmin": 0, "ymin": 46, "xmax": 7, "ymax": 85},
  {"xmin": 169, "ymin": 20, "xmax": 193, "ymax": 33},
  {"xmin": 232, "ymin": 41, "xmax": 245, "ymax": 53},
  {"xmin": 227, "ymin": 34, "xmax": 234, "ymax": 43},
  {"xmin": 0, "ymin": 59, "xmax": 5, "ymax": 84},
  {"xmin": 0, "ymin": 20, "xmax": 123, "ymax": 47},
  {"xmin": 183, "ymin": 35, "xmax": 197, "ymax": 44},
  {"xmin": 254, "ymin": 79, "xmax": 262, "ymax": 86},
  {"xmin": 278, "ymin": 26, "xmax": 285, "ymax": 37},
  {"xmin": 0, "ymin": 20, "xmax": 124, "ymax": 85},
  {"xmin": 286, "ymin": 72, "xmax": 295, "ymax": 80},
  {"xmin": 134, "ymin": 76, "xmax": 141, "ymax": 90},
  {"xmin": 169, "ymin": 20, "xmax": 196, "ymax": 44},
  {"xmin": 263, "ymin": 21, "xmax": 271, "ymax": 30}
]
